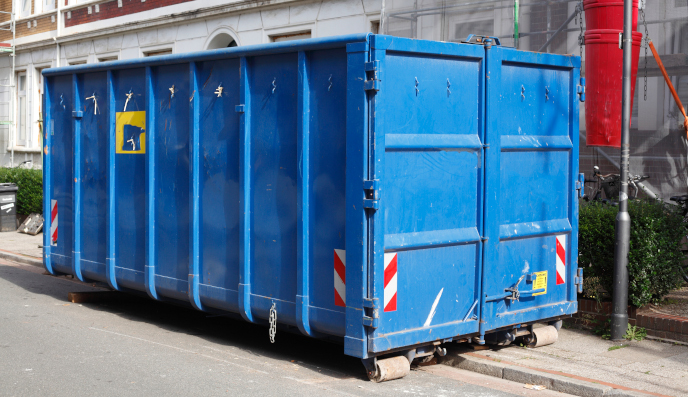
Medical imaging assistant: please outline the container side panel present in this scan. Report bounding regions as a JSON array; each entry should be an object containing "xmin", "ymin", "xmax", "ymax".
[
  {"xmin": 49, "ymin": 75, "xmax": 74, "ymax": 274},
  {"xmin": 482, "ymin": 48, "xmax": 578, "ymax": 332},
  {"xmin": 308, "ymin": 48, "xmax": 347, "ymax": 325},
  {"xmin": 499, "ymin": 151, "xmax": 569, "ymax": 232},
  {"xmin": 80, "ymin": 72, "xmax": 109, "ymax": 281},
  {"xmin": 249, "ymin": 53, "xmax": 299, "ymax": 316},
  {"xmin": 152, "ymin": 64, "xmax": 190, "ymax": 296},
  {"xmin": 373, "ymin": 48, "xmax": 484, "ymax": 351},
  {"xmin": 113, "ymin": 68, "xmax": 147, "ymax": 289},
  {"xmin": 196, "ymin": 58, "xmax": 241, "ymax": 311}
]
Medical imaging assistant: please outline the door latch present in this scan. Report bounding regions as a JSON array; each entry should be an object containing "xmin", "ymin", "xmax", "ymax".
[{"xmin": 486, "ymin": 273, "xmax": 545, "ymax": 303}]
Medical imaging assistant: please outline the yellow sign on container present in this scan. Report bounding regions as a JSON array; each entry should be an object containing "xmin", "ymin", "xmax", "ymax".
[
  {"xmin": 116, "ymin": 111, "xmax": 146, "ymax": 154},
  {"xmin": 533, "ymin": 271, "xmax": 547, "ymax": 296}
]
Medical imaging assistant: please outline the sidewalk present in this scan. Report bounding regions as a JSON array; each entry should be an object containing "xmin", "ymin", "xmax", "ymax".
[
  {"xmin": 0, "ymin": 231, "xmax": 43, "ymax": 266},
  {"xmin": 441, "ymin": 325, "xmax": 688, "ymax": 397}
]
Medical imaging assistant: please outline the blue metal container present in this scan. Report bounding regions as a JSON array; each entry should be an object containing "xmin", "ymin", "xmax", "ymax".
[{"xmin": 42, "ymin": 34, "xmax": 583, "ymax": 380}]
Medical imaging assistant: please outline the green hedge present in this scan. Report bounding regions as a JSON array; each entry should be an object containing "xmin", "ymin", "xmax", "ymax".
[
  {"xmin": 0, "ymin": 167, "xmax": 43, "ymax": 215},
  {"xmin": 579, "ymin": 199, "xmax": 686, "ymax": 307}
]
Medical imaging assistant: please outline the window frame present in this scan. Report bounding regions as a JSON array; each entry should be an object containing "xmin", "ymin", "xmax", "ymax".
[{"xmin": 16, "ymin": 71, "xmax": 28, "ymax": 147}]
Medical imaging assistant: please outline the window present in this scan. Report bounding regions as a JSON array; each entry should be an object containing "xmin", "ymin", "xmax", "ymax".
[
  {"xmin": 19, "ymin": 0, "xmax": 31, "ymax": 17},
  {"xmin": 370, "ymin": 20, "xmax": 380, "ymax": 34},
  {"xmin": 144, "ymin": 49, "xmax": 172, "ymax": 57},
  {"xmin": 35, "ymin": 69, "xmax": 43, "ymax": 146},
  {"xmin": 98, "ymin": 56, "xmax": 118, "ymax": 62},
  {"xmin": 206, "ymin": 32, "xmax": 238, "ymax": 50},
  {"xmin": 68, "ymin": 59, "xmax": 87, "ymax": 65},
  {"xmin": 270, "ymin": 31, "xmax": 311, "ymax": 43},
  {"xmin": 16, "ymin": 73, "xmax": 27, "ymax": 146}
]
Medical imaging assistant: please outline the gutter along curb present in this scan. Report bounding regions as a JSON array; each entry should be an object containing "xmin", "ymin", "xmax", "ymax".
[
  {"xmin": 0, "ymin": 248, "xmax": 43, "ymax": 268},
  {"xmin": 439, "ymin": 350, "xmax": 668, "ymax": 397}
]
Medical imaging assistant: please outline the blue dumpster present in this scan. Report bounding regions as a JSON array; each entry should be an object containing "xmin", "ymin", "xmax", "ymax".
[{"xmin": 43, "ymin": 34, "xmax": 583, "ymax": 381}]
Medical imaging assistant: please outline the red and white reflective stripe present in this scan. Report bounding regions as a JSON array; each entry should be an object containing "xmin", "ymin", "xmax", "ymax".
[
  {"xmin": 50, "ymin": 200, "xmax": 58, "ymax": 246},
  {"xmin": 384, "ymin": 252, "xmax": 398, "ymax": 312},
  {"xmin": 555, "ymin": 234, "xmax": 566, "ymax": 285},
  {"xmin": 334, "ymin": 249, "xmax": 346, "ymax": 307}
]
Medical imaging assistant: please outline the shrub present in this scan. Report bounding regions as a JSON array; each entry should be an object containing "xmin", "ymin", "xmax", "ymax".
[
  {"xmin": 0, "ymin": 167, "xmax": 43, "ymax": 215},
  {"xmin": 579, "ymin": 199, "xmax": 686, "ymax": 307}
]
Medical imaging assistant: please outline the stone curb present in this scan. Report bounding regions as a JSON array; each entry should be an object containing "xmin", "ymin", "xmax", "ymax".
[
  {"xmin": 439, "ymin": 352, "xmax": 665, "ymax": 397},
  {"xmin": 0, "ymin": 249, "xmax": 43, "ymax": 268}
]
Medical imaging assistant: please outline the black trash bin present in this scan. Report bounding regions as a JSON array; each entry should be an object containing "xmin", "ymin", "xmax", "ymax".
[{"xmin": 0, "ymin": 183, "xmax": 18, "ymax": 232}]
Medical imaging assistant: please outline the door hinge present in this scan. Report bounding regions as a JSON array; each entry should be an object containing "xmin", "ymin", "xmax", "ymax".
[
  {"xmin": 577, "ymin": 78, "xmax": 586, "ymax": 102},
  {"xmin": 364, "ymin": 60, "xmax": 381, "ymax": 92},
  {"xmin": 72, "ymin": 110, "xmax": 83, "ymax": 119},
  {"xmin": 363, "ymin": 179, "xmax": 379, "ymax": 210},
  {"xmin": 576, "ymin": 173, "xmax": 585, "ymax": 198},
  {"xmin": 362, "ymin": 315, "xmax": 379, "ymax": 328},
  {"xmin": 362, "ymin": 297, "xmax": 379, "ymax": 328},
  {"xmin": 574, "ymin": 268, "xmax": 584, "ymax": 294}
]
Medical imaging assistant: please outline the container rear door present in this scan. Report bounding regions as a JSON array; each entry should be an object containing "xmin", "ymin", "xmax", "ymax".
[
  {"xmin": 481, "ymin": 46, "xmax": 580, "ymax": 334},
  {"xmin": 366, "ymin": 37, "xmax": 485, "ymax": 354}
]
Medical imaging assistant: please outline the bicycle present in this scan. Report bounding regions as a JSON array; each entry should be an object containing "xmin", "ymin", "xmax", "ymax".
[{"xmin": 583, "ymin": 166, "xmax": 650, "ymax": 203}]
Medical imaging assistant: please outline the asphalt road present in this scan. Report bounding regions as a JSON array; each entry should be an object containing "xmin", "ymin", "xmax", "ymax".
[{"xmin": 0, "ymin": 259, "xmax": 572, "ymax": 397}]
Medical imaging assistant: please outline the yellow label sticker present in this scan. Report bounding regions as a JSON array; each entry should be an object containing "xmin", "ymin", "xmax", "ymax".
[
  {"xmin": 116, "ymin": 111, "xmax": 146, "ymax": 154},
  {"xmin": 533, "ymin": 271, "xmax": 547, "ymax": 296}
]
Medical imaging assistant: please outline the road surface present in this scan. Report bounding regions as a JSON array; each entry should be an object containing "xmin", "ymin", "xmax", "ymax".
[{"xmin": 0, "ymin": 259, "xmax": 572, "ymax": 397}]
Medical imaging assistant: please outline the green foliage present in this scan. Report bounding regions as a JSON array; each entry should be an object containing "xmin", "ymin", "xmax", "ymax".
[
  {"xmin": 593, "ymin": 318, "xmax": 611, "ymax": 340},
  {"xmin": 624, "ymin": 324, "xmax": 647, "ymax": 341},
  {"xmin": 608, "ymin": 345, "xmax": 627, "ymax": 351},
  {"xmin": 0, "ymin": 167, "xmax": 42, "ymax": 215},
  {"xmin": 579, "ymin": 200, "xmax": 686, "ymax": 307}
]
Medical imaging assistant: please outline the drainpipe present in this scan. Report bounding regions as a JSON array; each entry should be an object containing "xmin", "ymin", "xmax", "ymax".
[
  {"xmin": 611, "ymin": 0, "xmax": 633, "ymax": 341},
  {"xmin": 514, "ymin": 0, "xmax": 519, "ymax": 49},
  {"xmin": 55, "ymin": 0, "xmax": 61, "ymax": 67}
]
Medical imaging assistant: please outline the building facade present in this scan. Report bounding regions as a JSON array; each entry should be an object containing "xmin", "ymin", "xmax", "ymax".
[
  {"xmin": 0, "ymin": 0, "xmax": 382, "ymax": 168},
  {"xmin": 2, "ymin": 0, "xmax": 687, "ymax": 200}
]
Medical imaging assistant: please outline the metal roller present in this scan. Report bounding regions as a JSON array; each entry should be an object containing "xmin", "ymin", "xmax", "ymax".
[
  {"xmin": 526, "ymin": 325, "xmax": 559, "ymax": 348},
  {"xmin": 368, "ymin": 356, "xmax": 411, "ymax": 382}
]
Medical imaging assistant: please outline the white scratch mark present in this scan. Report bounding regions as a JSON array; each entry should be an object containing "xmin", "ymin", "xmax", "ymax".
[{"xmin": 424, "ymin": 288, "xmax": 444, "ymax": 327}]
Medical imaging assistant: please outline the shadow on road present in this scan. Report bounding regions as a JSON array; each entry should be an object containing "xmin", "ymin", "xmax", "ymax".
[{"xmin": 0, "ymin": 262, "xmax": 364, "ymax": 380}]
